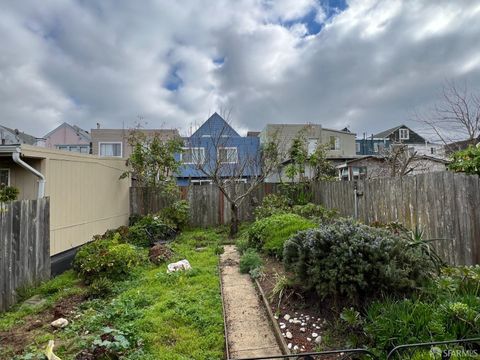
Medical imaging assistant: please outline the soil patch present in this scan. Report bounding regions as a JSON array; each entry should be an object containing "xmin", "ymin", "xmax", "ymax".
[{"xmin": 0, "ymin": 293, "xmax": 86, "ymax": 355}]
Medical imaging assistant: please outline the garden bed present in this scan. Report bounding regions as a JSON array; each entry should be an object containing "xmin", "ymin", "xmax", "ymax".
[{"xmin": 0, "ymin": 228, "xmax": 225, "ymax": 360}]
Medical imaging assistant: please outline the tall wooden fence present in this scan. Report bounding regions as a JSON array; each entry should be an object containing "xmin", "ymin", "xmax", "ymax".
[
  {"xmin": 130, "ymin": 172, "xmax": 480, "ymax": 265},
  {"xmin": 0, "ymin": 198, "xmax": 50, "ymax": 312}
]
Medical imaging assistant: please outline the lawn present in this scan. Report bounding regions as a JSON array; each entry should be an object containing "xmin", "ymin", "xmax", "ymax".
[{"xmin": 0, "ymin": 228, "xmax": 225, "ymax": 360}]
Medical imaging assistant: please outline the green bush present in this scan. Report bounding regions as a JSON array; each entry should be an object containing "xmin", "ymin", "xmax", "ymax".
[
  {"xmin": 88, "ymin": 277, "xmax": 114, "ymax": 298},
  {"xmin": 125, "ymin": 214, "xmax": 176, "ymax": 247},
  {"xmin": 283, "ymin": 218, "xmax": 435, "ymax": 302},
  {"xmin": 239, "ymin": 249, "xmax": 263, "ymax": 275},
  {"xmin": 73, "ymin": 238, "xmax": 145, "ymax": 281},
  {"xmin": 248, "ymin": 213, "xmax": 315, "ymax": 257},
  {"xmin": 159, "ymin": 200, "xmax": 190, "ymax": 230},
  {"xmin": 0, "ymin": 185, "xmax": 19, "ymax": 202},
  {"xmin": 254, "ymin": 194, "xmax": 289, "ymax": 219},
  {"xmin": 291, "ymin": 203, "xmax": 338, "ymax": 222}
]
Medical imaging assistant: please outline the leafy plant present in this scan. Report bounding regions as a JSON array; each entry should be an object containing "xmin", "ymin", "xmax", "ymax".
[
  {"xmin": 269, "ymin": 273, "xmax": 295, "ymax": 310},
  {"xmin": 448, "ymin": 144, "xmax": 480, "ymax": 176},
  {"xmin": 254, "ymin": 194, "xmax": 289, "ymax": 219},
  {"xmin": 73, "ymin": 238, "xmax": 145, "ymax": 281},
  {"xmin": 0, "ymin": 185, "xmax": 19, "ymax": 202},
  {"xmin": 88, "ymin": 277, "xmax": 114, "ymax": 298},
  {"xmin": 283, "ymin": 219, "xmax": 436, "ymax": 303},
  {"xmin": 126, "ymin": 214, "xmax": 176, "ymax": 247},
  {"xmin": 291, "ymin": 203, "xmax": 338, "ymax": 222},
  {"xmin": 239, "ymin": 249, "xmax": 263, "ymax": 275},
  {"xmin": 247, "ymin": 213, "xmax": 315, "ymax": 258},
  {"xmin": 159, "ymin": 200, "xmax": 190, "ymax": 230}
]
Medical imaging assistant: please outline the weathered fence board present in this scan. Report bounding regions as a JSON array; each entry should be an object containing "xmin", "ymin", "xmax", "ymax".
[
  {"xmin": 130, "ymin": 172, "xmax": 480, "ymax": 265},
  {"xmin": 0, "ymin": 198, "xmax": 50, "ymax": 312}
]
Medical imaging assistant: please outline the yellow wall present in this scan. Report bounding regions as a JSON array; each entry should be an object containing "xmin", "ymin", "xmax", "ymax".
[{"xmin": 9, "ymin": 146, "xmax": 130, "ymax": 255}]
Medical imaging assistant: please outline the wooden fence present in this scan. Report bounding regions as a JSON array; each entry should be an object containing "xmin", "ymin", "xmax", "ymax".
[
  {"xmin": 0, "ymin": 198, "xmax": 50, "ymax": 312},
  {"xmin": 130, "ymin": 172, "xmax": 480, "ymax": 265}
]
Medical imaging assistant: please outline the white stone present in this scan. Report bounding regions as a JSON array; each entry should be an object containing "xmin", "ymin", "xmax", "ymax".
[
  {"xmin": 293, "ymin": 345, "xmax": 299, "ymax": 351},
  {"xmin": 274, "ymin": 314, "xmax": 279, "ymax": 320},
  {"xmin": 287, "ymin": 343, "xmax": 292, "ymax": 349},
  {"xmin": 307, "ymin": 337, "xmax": 312, "ymax": 342},
  {"xmin": 289, "ymin": 319, "xmax": 293, "ymax": 323},
  {"xmin": 286, "ymin": 331, "xmax": 293, "ymax": 339},
  {"xmin": 283, "ymin": 314, "xmax": 291, "ymax": 321},
  {"xmin": 312, "ymin": 332, "xmax": 318, "ymax": 338},
  {"xmin": 51, "ymin": 318, "xmax": 69, "ymax": 328},
  {"xmin": 315, "ymin": 335, "xmax": 322, "ymax": 344},
  {"xmin": 300, "ymin": 327, "xmax": 306, "ymax": 332},
  {"xmin": 167, "ymin": 259, "xmax": 192, "ymax": 273},
  {"xmin": 316, "ymin": 326, "xmax": 321, "ymax": 329},
  {"xmin": 301, "ymin": 322, "xmax": 307, "ymax": 326},
  {"xmin": 280, "ymin": 324, "xmax": 286, "ymax": 329}
]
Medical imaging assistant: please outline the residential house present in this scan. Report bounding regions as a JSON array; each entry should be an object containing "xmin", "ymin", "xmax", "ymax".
[
  {"xmin": 444, "ymin": 136, "xmax": 480, "ymax": 155},
  {"xmin": 260, "ymin": 123, "xmax": 357, "ymax": 182},
  {"xmin": 337, "ymin": 155, "xmax": 449, "ymax": 181},
  {"xmin": 355, "ymin": 137, "xmax": 391, "ymax": 155},
  {"xmin": 372, "ymin": 125, "xmax": 446, "ymax": 158},
  {"xmin": 0, "ymin": 144, "xmax": 130, "ymax": 273},
  {"xmin": 176, "ymin": 113, "xmax": 260, "ymax": 186},
  {"xmin": 90, "ymin": 126, "xmax": 179, "ymax": 158},
  {"xmin": 0, "ymin": 125, "xmax": 45, "ymax": 146},
  {"xmin": 44, "ymin": 122, "xmax": 91, "ymax": 153}
]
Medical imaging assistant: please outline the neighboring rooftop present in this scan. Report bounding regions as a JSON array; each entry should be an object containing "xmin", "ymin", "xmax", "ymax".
[{"xmin": 0, "ymin": 125, "xmax": 43, "ymax": 145}]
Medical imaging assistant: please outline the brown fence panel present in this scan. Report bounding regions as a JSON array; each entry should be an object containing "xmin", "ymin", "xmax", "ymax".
[{"xmin": 0, "ymin": 198, "xmax": 50, "ymax": 312}]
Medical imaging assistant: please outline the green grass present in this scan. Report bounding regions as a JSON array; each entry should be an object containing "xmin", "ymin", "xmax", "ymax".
[{"xmin": 0, "ymin": 228, "xmax": 225, "ymax": 360}]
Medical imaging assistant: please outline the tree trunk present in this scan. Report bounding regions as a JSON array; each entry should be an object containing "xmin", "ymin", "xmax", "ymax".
[{"xmin": 229, "ymin": 202, "xmax": 239, "ymax": 238}]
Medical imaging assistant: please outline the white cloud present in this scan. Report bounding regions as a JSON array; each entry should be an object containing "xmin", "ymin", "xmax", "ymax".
[{"xmin": 0, "ymin": 0, "xmax": 479, "ymax": 139}]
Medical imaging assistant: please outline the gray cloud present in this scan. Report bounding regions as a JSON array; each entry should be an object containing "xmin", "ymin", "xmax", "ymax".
[{"xmin": 1, "ymin": 0, "xmax": 479, "ymax": 139}]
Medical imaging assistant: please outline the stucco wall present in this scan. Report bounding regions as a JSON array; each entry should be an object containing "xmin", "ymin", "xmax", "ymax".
[
  {"xmin": 45, "ymin": 124, "xmax": 90, "ymax": 149},
  {"xmin": 5, "ymin": 146, "xmax": 130, "ymax": 255}
]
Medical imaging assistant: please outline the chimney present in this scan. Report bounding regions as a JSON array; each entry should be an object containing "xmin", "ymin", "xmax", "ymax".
[{"xmin": 96, "ymin": 123, "xmax": 101, "ymax": 129}]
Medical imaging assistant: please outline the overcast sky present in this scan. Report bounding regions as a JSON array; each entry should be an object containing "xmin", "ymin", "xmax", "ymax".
[{"xmin": 2, "ymin": 0, "xmax": 480, "ymax": 138}]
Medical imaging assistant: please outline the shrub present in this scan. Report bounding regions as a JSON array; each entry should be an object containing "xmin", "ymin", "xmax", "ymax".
[
  {"xmin": 126, "ymin": 215, "xmax": 175, "ymax": 247},
  {"xmin": 0, "ymin": 185, "xmax": 19, "ymax": 202},
  {"xmin": 291, "ymin": 203, "xmax": 338, "ymax": 222},
  {"xmin": 254, "ymin": 194, "xmax": 289, "ymax": 219},
  {"xmin": 248, "ymin": 213, "xmax": 315, "ymax": 257},
  {"xmin": 239, "ymin": 249, "xmax": 263, "ymax": 275},
  {"xmin": 148, "ymin": 243, "xmax": 174, "ymax": 264},
  {"xmin": 283, "ymin": 218, "xmax": 435, "ymax": 302},
  {"xmin": 88, "ymin": 277, "xmax": 114, "ymax": 298},
  {"xmin": 73, "ymin": 238, "xmax": 145, "ymax": 281},
  {"xmin": 159, "ymin": 200, "xmax": 190, "ymax": 230}
]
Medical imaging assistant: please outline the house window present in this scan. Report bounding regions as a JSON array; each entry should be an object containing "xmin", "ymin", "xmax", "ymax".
[
  {"xmin": 431, "ymin": 147, "xmax": 436, "ymax": 154},
  {"xmin": 56, "ymin": 145, "xmax": 89, "ymax": 153},
  {"xmin": 307, "ymin": 139, "xmax": 318, "ymax": 155},
  {"xmin": 355, "ymin": 142, "xmax": 361, "ymax": 153},
  {"xmin": 329, "ymin": 136, "xmax": 340, "ymax": 150},
  {"xmin": 0, "ymin": 169, "xmax": 10, "ymax": 186},
  {"xmin": 399, "ymin": 128, "xmax": 410, "ymax": 140},
  {"xmin": 191, "ymin": 179, "xmax": 212, "ymax": 185},
  {"xmin": 99, "ymin": 142, "xmax": 122, "ymax": 157},
  {"xmin": 181, "ymin": 147, "xmax": 205, "ymax": 164},
  {"xmin": 218, "ymin": 147, "xmax": 238, "ymax": 163},
  {"xmin": 373, "ymin": 143, "xmax": 379, "ymax": 153}
]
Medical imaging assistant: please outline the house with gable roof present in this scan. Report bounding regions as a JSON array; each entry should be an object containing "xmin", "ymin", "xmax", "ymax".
[
  {"xmin": 44, "ymin": 122, "xmax": 92, "ymax": 153},
  {"xmin": 176, "ymin": 113, "xmax": 261, "ymax": 186}
]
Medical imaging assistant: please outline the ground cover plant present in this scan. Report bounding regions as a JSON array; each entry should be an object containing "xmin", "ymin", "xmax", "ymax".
[{"xmin": 0, "ymin": 228, "xmax": 224, "ymax": 360}]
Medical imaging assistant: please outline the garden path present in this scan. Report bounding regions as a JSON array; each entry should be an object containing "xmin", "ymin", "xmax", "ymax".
[{"xmin": 220, "ymin": 245, "xmax": 282, "ymax": 359}]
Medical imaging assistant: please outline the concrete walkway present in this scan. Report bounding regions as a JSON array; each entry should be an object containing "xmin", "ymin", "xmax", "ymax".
[{"xmin": 220, "ymin": 245, "xmax": 281, "ymax": 359}]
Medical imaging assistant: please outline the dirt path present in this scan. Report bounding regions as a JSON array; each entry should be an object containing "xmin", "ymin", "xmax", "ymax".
[{"xmin": 220, "ymin": 245, "xmax": 282, "ymax": 359}]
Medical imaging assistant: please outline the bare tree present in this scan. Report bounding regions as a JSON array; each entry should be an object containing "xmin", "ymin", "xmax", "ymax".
[
  {"xmin": 419, "ymin": 80, "xmax": 480, "ymax": 149},
  {"xmin": 382, "ymin": 143, "xmax": 422, "ymax": 177},
  {"xmin": 184, "ymin": 117, "xmax": 281, "ymax": 237}
]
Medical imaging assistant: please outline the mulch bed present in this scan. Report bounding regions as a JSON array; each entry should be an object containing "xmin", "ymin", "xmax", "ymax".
[{"xmin": 257, "ymin": 256, "xmax": 341, "ymax": 354}]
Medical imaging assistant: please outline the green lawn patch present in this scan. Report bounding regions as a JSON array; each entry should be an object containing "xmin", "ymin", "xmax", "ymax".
[{"xmin": 0, "ymin": 228, "xmax": 224, "ymax": 360}]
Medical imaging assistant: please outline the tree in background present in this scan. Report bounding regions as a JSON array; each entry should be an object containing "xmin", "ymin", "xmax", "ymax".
[
  {"xmin": 448, "ymin": 144, "xmax": 480, "ymax": 176},
  {"xmin": 0, "ymin": 185, "xmax": 19, "ymax": 202},
  {"xmin": 187, "ymin": 119, "xmax": 282, "ymax": 237},
  {"xmin": 419, "ymin": 80, "xmax": 480, "ymax": 147},
  {"xmin": 120, "ymin": 129, "xmax": 183, "ymax": 199}
]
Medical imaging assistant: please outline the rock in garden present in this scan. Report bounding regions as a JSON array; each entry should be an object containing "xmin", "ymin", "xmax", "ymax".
[
  {"xmin": 315, "ymin": 335, "xmax": 322, "ymax": 345},
  {"xmin": 300, "ymin": 327, "xmax": 306, "ymax": 332},
  {"xmin": 280, "ymin": 324, "xmax": 286, "ymax": 329},
  {"xmin": 51, "ymin": 318, "xmax": 69, "ymax": 328},
  {"xmin": 286, "ymin": 331, "xmax": 293, "ymax": 339},
  {"xmin": 287, "ymin": 343, "xmax": 292, "ymax": 349},
  {"xmin": 283, "ymin": 314, "xmax": 290, "ymax": 321},
  {"xmin": 301, "ymin": 322, "xmax": 307, "ymax": 326},
  {"xmin": 293, "ymin": 345, "xmax": 299, "ymax": 352},
  {"xmin": 312, "ymin": 332, "xmax": 318, "ymax": 338},
  {"xmin": 274, "ymin": 314, "xmax": 279, "ymax": 319},
  {"xmin": 307, "ymin": 337, "xmax": 311, "ymax": 342},
  {"xmin": 167, "ymin": 259, "xmax": 192, "ymax": 273}
]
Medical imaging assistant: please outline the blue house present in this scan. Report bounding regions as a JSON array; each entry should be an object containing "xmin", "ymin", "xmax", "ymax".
[
  {"xmin": 176, "ymin": 113, "xmax": 261, "ymax": 186},
  {"xmin": 355, "ymin": 137, "xmax": 391, "ymax": 155}
]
